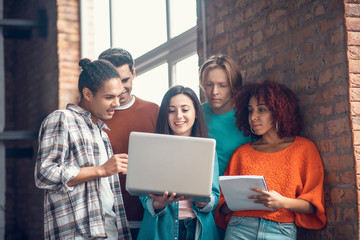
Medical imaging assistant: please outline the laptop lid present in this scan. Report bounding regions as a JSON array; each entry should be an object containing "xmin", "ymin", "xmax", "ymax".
[{"xmin": 126, "ymin": 131, "xmax": 216, "ymax": 202}]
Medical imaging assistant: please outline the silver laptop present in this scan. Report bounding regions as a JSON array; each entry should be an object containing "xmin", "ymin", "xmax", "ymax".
[{"xmin": 126, "ymin": 131, "xmax": 216, "ymax": 202}]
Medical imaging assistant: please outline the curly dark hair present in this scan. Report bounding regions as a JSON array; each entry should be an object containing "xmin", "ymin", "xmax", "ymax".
[{"xmin": 234, "ymin": 80, "xmax": 303, "ymax": 138}]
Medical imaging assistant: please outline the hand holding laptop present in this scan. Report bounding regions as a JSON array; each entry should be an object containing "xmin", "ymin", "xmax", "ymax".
[
  {"xmin": 150, "ymin": 192, "xmax": 187, "ymax": 210},
  {"xmin": 150, "ymin": 192, "xmax": 208, "ymax": 210},
  {"xmin": 195, "ymin": 201, "xmax": 208, "ymax": 208}
]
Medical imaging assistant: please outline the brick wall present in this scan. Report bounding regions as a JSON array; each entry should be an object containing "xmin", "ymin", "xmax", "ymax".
[
  {"xmin": 346, "ymin": 1, "xmax": 360, "ymax": 240},
  {"xmin": 198, "ymin": 0, "xmax": 356, "ymax": 239},
  {"xmin": 4, "ymin": 0, "xmax": 58, "ymax": 239},
  {"xmin": 4, "ymin": 0, "xmax": 59, "ymax": 131},
  {"xmin": 4, "ymin": 0, "xmax": 80, "ymax": 239},
  {"xmin": 57, "ymin": 0, "xmax": 80, "ymax": 109}
]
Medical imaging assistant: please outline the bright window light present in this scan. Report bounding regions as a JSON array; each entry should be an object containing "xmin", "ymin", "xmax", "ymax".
[
  {"xmin": 175, "ymin": 54, "xmax": 200, "ymax": 97},
  {"xmin": 81, "ymin": 0, "xmax": 199, "ymax": 105},
  {"xmin": 169, "ymin": 0, "xmax": 197, "ymax": 38},
  {"xmin": 93, "ymin": 0, "xmax": 110, "ymax": 57},
  {"xmin": 132, "ymin": 63, "xmax": 169, "ymax": 106},
  {"xmin": 111, "ymin": 0, "xmax": 167, "ymax": 59}
]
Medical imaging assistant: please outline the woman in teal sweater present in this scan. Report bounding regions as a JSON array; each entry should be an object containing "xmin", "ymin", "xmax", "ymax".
[
  {"xmin": 137, "ymin": 85, "xmax": 220, "ymax": 240},
  {"xmin": 200, "ymin": 54, "xmax": 252, "ymax": 176}
]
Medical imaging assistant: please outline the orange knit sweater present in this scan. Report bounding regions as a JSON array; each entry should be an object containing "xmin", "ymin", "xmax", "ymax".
[{"xmin": 215, "ymin": 136, "xmax": 326, "ymax": 230}]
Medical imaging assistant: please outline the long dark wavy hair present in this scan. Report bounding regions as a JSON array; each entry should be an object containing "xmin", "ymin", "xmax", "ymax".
[{"xmin": 156, "ymin": 85, "xmax": 208, "ymax": 138}]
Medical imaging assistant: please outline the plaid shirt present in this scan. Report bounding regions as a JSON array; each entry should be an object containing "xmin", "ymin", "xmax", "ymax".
[{"xmin": 35, "ymin": 104, "xmax": 131, "ymax": 240}]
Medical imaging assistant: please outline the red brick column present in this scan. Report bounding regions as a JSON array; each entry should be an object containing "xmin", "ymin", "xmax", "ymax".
[
  {"xmin": 346, "ymin": 1, "xmax": 360, "ymax": 240},
  {"xmin": 57, "ymin": 0, "xmax": 80, "ymax": 109}
]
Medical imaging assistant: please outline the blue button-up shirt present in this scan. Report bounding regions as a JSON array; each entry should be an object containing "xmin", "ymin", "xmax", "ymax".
[{"xmin": 138, "ymin": 153, "xmax": 220, "ymax": 240}]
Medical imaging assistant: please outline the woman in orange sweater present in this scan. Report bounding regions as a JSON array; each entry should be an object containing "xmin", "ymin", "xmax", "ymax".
[{"xmin": 215, "ymin": 80, "xmax": 326, "ymax": 239}]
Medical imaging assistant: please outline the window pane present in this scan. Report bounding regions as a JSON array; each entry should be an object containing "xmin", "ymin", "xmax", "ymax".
[
  {"xmin": 81, "ymin": 0, "xmax": 111, "ymax": 59},
  {"xmin": 132, "ymin": 64, "xmax": 169, "ymax": 106},
  {"xmin": 111, "ymin": 0, "xmax": 167, "ymax": 59},
  {"xmin": 94, "ymin": 0, "xmax": 111, "ymax": 57},
  {"xmin": 175, "ymin": 54, "xmax": 200, "ymax": 97},
  {"xmin": 169, "ymin": 0, "xmax": 197, "ymax": 38}
]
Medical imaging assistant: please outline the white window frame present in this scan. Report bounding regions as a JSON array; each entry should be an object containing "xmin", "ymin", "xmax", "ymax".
[
  {"xmin": 133, "ymin": 27, "xmax": 197, "ymax": 86},
  {"xmin": 109, "ymin": 0, "xmax": 198, "ymax": 87},
  {"xmin": 80, "ymin": 0, "xmax": 203, "ymax": 92}
]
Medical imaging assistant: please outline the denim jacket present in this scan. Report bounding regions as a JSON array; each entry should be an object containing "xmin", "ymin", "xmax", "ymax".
[{"xmin": 137, "ymin": 154, "xmax": 220, "ymax": 240}]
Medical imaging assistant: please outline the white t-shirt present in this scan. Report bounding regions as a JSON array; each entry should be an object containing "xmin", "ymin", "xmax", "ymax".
[{"xmin": 92, "ymin": 124, "xmax": 118, "ymax": 239}]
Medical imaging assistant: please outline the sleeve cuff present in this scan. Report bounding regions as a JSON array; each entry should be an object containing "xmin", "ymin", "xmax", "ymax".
[
  {"xmin": 146, "ymin": 197, "xmax": 166, "ymax": 217},
  {"xmin": 194, "ymin": 194, "xmax": 215, "ymax": 213},
  {"xmin": 60, "ymin": 165, "xmax": 80, "ymax": 192}
]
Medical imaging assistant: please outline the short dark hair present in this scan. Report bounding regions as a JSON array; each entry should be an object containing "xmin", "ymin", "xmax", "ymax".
[
  {"xmin": 78, "ymin": 58, "xmax": 120, "ymax": 97},
  {"xmin": 98, "ymin": 48, "xmax": 134, "ymax": 73},
  {"xmin": 156, "ymin": 85, "xmax": 208, "ymax": 138},
  {"xmin": 234, "ymin": 80, "xmax": 303, "ymax": 138}
]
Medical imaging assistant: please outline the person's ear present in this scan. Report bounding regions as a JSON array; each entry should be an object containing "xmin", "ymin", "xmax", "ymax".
[
  {"xmin": 132, "ymin": 68, "xmax": 136, "ymax": 78},
  {"xmin": 82, "ymin": 88, "xmax": 93, "ymax": 101}
]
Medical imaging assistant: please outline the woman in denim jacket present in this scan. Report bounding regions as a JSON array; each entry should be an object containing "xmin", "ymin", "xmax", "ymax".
[{"xmin": 137, "ymin": 85, "xmax": 220, "ymax": 240}]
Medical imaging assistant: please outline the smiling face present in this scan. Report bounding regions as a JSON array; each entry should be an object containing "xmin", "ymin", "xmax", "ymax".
[
  {"xmin": 84, "ymin": 78, "xmax": 123, "ymax": 123},
  {"xmin": 204, "ymin": 67, "xmax": 233, "ymax": 115},
  {"xmin": 248, "ymin": 96, "xmax": 276, "ymax": 136},
  {"xmin": 168, "ymin": 94, "xmax": 196, "ymax": 136},
  {"xmin": 116, "ymin": 64, "xmax": 135, "ymax": 105}
]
